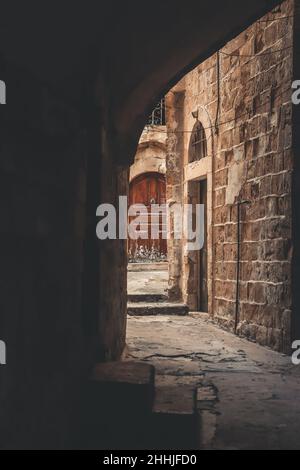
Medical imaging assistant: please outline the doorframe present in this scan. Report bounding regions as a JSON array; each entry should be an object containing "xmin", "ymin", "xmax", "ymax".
[
  {"xmin": 128, "ymin": 171, "xmax": 167, "ymax": 262},
  {"xmin": 184, "ymin": 172, "xmax": 212, "ymax": 313},
  {"xmin": 199, "ymin": 178, "xmax": 208, "ymax": 312},
  {"xmin": 182, "ymin": 107, "xmax": 214, "ymax": 314}
]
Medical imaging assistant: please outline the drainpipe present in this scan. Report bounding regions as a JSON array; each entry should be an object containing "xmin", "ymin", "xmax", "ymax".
[
  {"xmin": 215, "ymin": 51, "xmax": 221, "ymax": 135},
  {"xmin": 234, "ymin": 199, "xmax": 251, "ymax": 334}
]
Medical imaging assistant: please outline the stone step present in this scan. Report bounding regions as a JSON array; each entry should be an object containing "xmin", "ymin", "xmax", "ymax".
[
  {"xmin": 128, "ymin": 293, "xmax": 168, "ymax": 303},
  {"xmin": 127, "ymin": 302, "xmax": 189, "ymax": 316},
  {"xmin": 82, "ymin": 361, "xmax": 155, "ymax": 449},
  {"xmin": 81, "ymin": 363, "xmax": 199, "ymax": 449},
  {"xmin": 128, "ymin": 262, "xmax": 168, "ymax": 272},
  {"xmin": 91, "ymin": 360, "xmax": 155, "ymax": 387},
  {"xmin": 150, "ymin": 386, "xmax": 199, "ymax": 450}
]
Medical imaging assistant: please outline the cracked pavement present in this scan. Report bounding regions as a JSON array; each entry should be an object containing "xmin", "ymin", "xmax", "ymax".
[{"xmin": 126, "ymin": 314, "xmax": 300, "ymax": 450}]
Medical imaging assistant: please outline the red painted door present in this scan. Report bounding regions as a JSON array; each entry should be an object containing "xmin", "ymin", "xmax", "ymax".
[{"xmin": 128, "ymin": 173, "xmax": 167, "ymax": 262}]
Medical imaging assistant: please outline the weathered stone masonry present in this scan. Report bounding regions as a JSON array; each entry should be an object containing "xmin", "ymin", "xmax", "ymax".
[
  {"xmin": 167, "ymin": 0, "xmax": 295, "ymax": 352},
  {"xmin": 166, "ymin": 90, "xmax": 185, "ymax": 301},
  {"xmin": 292, "ymin": 0, "xmax": 300, "ymax": 344}
]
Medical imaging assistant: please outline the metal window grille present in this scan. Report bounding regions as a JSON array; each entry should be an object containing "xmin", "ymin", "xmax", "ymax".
[{"xmin": 147, "ymin": 98, "xmax": 166, "ymax": 126}]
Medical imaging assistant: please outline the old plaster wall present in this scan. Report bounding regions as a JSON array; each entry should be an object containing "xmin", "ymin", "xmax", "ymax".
[{"xmin": 129, "ymin": 126, "xmax": 167, "ymax": 182}]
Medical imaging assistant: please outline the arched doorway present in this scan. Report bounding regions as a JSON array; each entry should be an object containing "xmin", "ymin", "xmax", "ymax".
[
  {"xmin": 128, "ymin": 172, "xmax": 167, "ymax": 263},
  {"xmin": 181, "ymin": 109, "xmax": 214, "ymax": 314},
  {"xmin": 188, "ymin": 120, "xmax": 209, "ymax": 313}
]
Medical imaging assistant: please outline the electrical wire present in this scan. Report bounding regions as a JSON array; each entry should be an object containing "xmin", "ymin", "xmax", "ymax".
[
  {"xmin": 144, "ymin": 84, "xmax": 292, "ymax": 136},
  {"xmin": 219, "ymin": 45, "xmax": 293, "ymax": 58},
  {"xmin": 256, "ymin": 14, "xmax": 297, "ymax": 23},
  {"xmin": 144, "ymin": 13, "xmax": 294, "ymax": 137}
]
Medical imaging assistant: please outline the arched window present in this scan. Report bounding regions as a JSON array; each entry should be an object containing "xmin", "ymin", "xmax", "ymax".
[{"xmin": 189, "ymin": 121, "xmax": 207, "ymax": 162}]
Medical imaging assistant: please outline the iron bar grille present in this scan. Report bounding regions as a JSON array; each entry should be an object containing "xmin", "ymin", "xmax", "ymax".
[{"xmin": 147, "ymin": 98, "xmax": 166, "ymax": 126}]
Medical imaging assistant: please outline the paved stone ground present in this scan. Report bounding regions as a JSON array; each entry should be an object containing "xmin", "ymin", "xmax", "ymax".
[
  {"xmin": 128, "ymin": 269, "xmax": 168, "ymax": 296},
  {"xmin": 126, "ymin": 314, "xmax": 300, "ymax": 450}
]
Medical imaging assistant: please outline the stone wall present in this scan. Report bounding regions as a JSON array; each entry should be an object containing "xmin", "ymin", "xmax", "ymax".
[
  {"xmin": 130, "ymin": 125, "xmax": 167, "ymax": 182},
  {"xmin": 168, "ymin": 0, "xmax": 294, "ymax": 352},
  {"xmin": 0, "ymin": 57, "xmax": 128, "ymax": 447},
  {"xmin": 292, "ymin": 0, "xmax": 300, "ymax": 343},
  {"xmin": 166, "ymin": 91, "xmax": 185, "ymax": 301},
  {"xmin": 98, "ymin": 127, "xmax": 128, "ymax": 360},
  {"xmin": 0, "ymin": 61, "xmax": 90, "ymax": 448}
]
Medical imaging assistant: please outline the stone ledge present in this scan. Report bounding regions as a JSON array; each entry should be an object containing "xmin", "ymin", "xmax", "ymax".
[
  {"xmin": 128, "ymin": 262, "xmax": 168, "ymax": 272},
  {"xmin": 127, "ymin": 302, "xmax": 189, "ymax": 316},
  {"xmin": 91, "ymin": 361, "xmax": 155, "ymax": 386}
]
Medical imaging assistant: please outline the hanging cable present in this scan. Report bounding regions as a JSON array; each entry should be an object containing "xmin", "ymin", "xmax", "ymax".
[
  {"xmin": 215, "ymin": 52, "xmax": 221, "ymax": 135},
  {"xmin": 145, "ymin": 84, "xmax": 292, "ymax": 135},
  {"xmin": 219, "ymin": 45, "xmax": 293, "ymax": 58}
]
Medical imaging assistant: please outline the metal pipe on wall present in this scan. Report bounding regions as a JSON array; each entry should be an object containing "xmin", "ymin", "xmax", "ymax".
[{"xmin": 234, "ymin": 199, "xmax": 251, "ymax": 334}]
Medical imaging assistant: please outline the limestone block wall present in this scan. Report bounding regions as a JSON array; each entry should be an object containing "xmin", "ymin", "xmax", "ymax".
[
  {"xmin": 169, "ymin": 0, "xmax": 294, "ymax": 352},
  {"xmin": 292, "ymin": 0, "xmax": 300, "ymax": 343}
]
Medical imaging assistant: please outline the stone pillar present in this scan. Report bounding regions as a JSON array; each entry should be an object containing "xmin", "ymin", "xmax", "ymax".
[
  {"xmin": 166, "ymin": 91, "xmax": 185, "ymax": 301},
  {"xmin": 98, "ymin": 125, "xmax": 129, "ymax": 361}
]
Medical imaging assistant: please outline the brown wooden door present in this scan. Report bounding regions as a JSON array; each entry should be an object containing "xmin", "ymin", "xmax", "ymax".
[
  {"xmin": 128, "ymin": 173, "xmax": 167, "ymax": 262},
  {"xmin": 199, "ymin": 179, "xmax": 208, "ymax": 312}
]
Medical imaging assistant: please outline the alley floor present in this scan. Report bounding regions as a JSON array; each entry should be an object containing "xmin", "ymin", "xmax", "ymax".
[
  {"xmin": 128, "ymin": 264, "xmax": 168, "ymax": 297},
  {"xmin": 126, "ymin": 314, "xmax": 300, "ymax": 450}
]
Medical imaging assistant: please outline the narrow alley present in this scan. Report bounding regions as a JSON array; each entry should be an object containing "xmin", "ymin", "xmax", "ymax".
[
  {"xmin": 127, "ymin": 314, "xmax": 300, "ymax": 450},
  {"xmin": 1, "ymin": 0, "xmax": 300, "ymax": 451}
]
